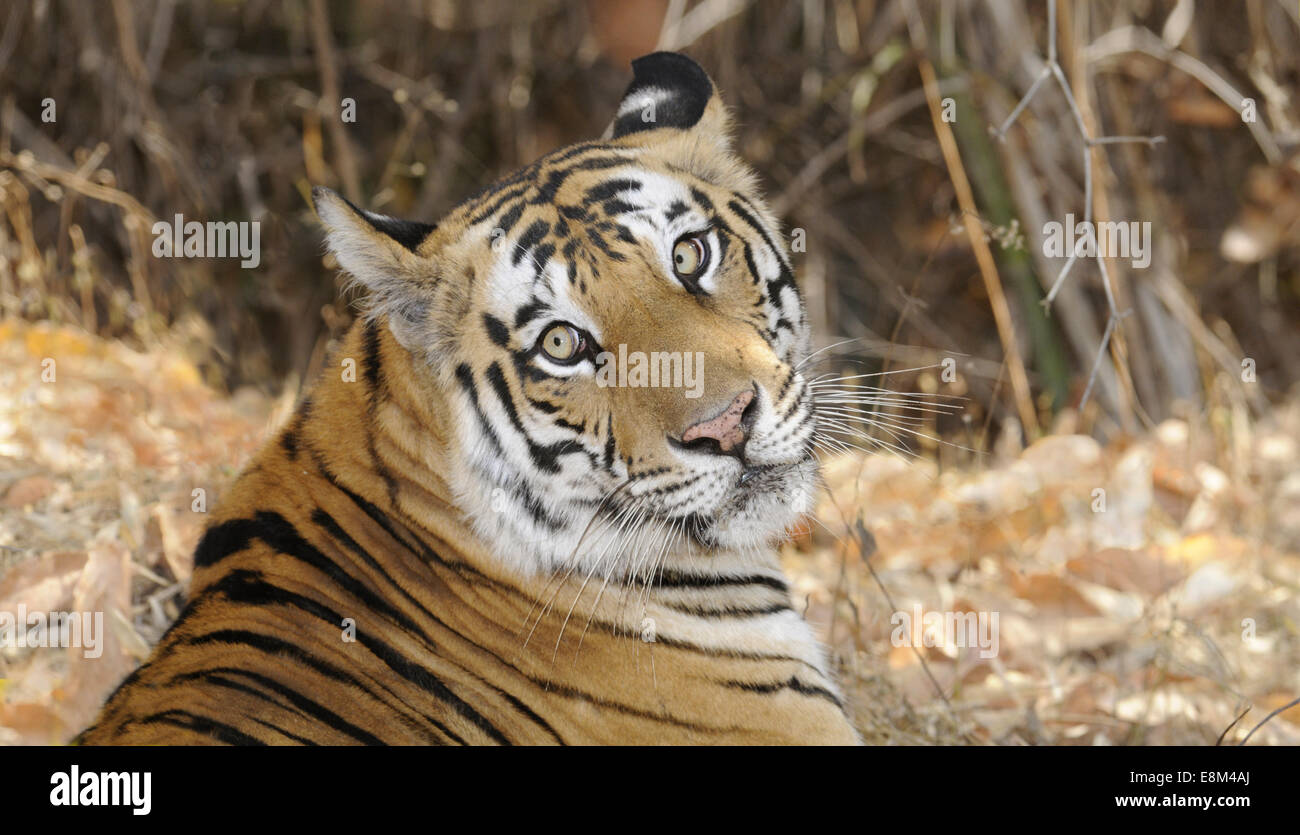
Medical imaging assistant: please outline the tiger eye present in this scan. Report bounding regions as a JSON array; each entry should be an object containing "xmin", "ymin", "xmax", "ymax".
[
  {"xmin": 672, "ymin": 234, "xmax": 709, "ymax": 279},
  {"xmin": 540, "ymin": 323, "xmax": 582, "ymax": 362}
]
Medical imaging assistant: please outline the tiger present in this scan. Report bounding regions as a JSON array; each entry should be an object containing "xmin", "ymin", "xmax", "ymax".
[{"xmin": 78, "ymin": 51, "xmax": 862, "ymax": 745}]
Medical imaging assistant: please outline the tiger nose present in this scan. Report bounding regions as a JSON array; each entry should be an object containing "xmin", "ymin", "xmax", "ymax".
[{"xmin": 679, "ymin": 389, "xmax": 756, "ymax": 457}]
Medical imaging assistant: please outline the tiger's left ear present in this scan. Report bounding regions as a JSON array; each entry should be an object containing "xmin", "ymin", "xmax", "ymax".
[{"xmin": 604, "ymin": 52, "xmax": 731, "ymax": 151}]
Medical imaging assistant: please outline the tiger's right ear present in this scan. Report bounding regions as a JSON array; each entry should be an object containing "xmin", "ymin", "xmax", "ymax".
[
  {"xmin": 603, "ymin": 52, "xmax": 732, "ymax": 152},
  {"xmin": 312, "ymin": 186, "xmax": 440, "ymax": 351}
]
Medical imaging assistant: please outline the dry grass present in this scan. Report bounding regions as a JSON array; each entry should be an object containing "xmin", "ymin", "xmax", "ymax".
[
  {"xmin": 794, "ymin": 399, "xmax": 1300, "ymax": 744},
  {"xmin": 0, "ymin": 320, "xmax": 279, "ymax": 743}
]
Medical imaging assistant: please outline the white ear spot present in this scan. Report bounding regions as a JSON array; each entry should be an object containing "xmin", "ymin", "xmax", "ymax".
[{"xmin": 616, "ymin": 87, "xmax": 671, "ymax": 121}]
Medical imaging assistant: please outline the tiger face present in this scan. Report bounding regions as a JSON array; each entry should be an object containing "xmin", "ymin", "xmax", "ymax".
[{"xmin": 314, "ymin": 53, "xmax": 815, "ymax": 579}]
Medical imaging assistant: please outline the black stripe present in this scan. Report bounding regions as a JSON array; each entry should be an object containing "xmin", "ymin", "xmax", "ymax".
[
  {"xmin": 721, "ymin": 675, "xmax": 843, "ymax": 708},
  {"xmin": 530, "ymin": 242, "xmax": 555, "ymax": 276},
  {"xmin": 553, "ymin": 416, "xmax": 584, "ymax": 433},
  {"xmin": 513, "ymin": 299, "xmax": 546, "ymax": 329},
  {"xmin": 655, "ymin": 569, "xmax": 790, "ymax": 594},
  {"xmin": 740, "ymin": 240, "xmax": 764, "ymax": 291},
  {"xmin": 362, "ymin": 320, "xmax": 384, "ymax": 399},
  {"xmin": 584, "ymin": 178, "xmax": 642, "ymax": 203},
  {"xmin": 469, "ymin": 185, "xmax": 528, "ymax": 226},
  {"xmin": 535, "ymin": 681, "xmax": 733, "ymax": 734},
  {"xmin": 774, "ymin": 367, "xmax": 798, "ymax": 405},
  {"xmin": 512, "ymin": 220, "xmax": 550, "ymax": 266},
  {"xmin": 660, "ymin": 601, "xmax": 793, "ymax": 619},
  {"xmin": 359, "ymin": 322, "xmax": 400, "ymax": 506},
  {"xmin": 539, "ymin": 141, "xmax": 603, "ymax": 167},
  {"xmin": 207, "ymin": 571, "xmax": 466, "ymax": 743},
  {"xmin": 193, "ymin": 516, "xmax": 264, "ymax": 569},
  {"xmin": 528, "ymin": 155, "xmax": 628, "ymax": 205},
  {"xmin": 652, "ymin": 634, "xmax": 827, "ymax": 672},
  {"xmin": 727, "ymin": 198, "xmax": 798, "ymax": 300},
  {"xmin": 170, "ymin": 666, "xmax": 387, "ymax": 745},
  {"xmin": 454, "ymin": 363, "xmax": 505, "ymax": 457},
  {"xmin": 209, "ymin": 570, "xmax": 506, "ymax": 745},
  {"xmin": 309, "ymin": 450, "xmax": 498, "ymax": 587},
  {"xmin": 581, "ymin": 224, "xmax": 627, "ymax": 262},
  {"xmin": 603, "ymin": 414, "xmax": 617, "ymax": 471},
  {"xmin": 571, "ymin": 155, "xmax": 632, "ymax": 173},
  {"xmin": 525, "ymin": 396, "xmax": 561, "ymax": 414},
  {"xmin": 190, "ymin": 628, "xmax": 356, "ymax": 682},
  {"xmin": 250, "ymin": 717, "xmax": 319, "ymax": 745},
  {"xmin": 251, "ymin": 510, "xmax": 428, "ymax": 634},
  {"xmin": 279, "ymin": 397, "xmax": 311, "ymax": 459},
  {"xmin": 498, "ymin": 476, "xmax": 569, "ymax": 532},
  {"xmin": 484, "ymin": 361, "xmax": 584, "ymax": 473},
  {"xmin": 309, "ymin": 512, "xmax": 563, "ymax": 742},
  {"xmin": 185, "ymin": 626, "xmax": 437, "ymax": 741},
  {"xmin": 177, "ymin": 670, "xmax": 310, "ymax": 719},
  {"xmin": 311, "ymin": 451, "xmax": 433, "ymax": 559},
  {"xmin": 195, "ymin": 510, "xmax": 431, "ymax": 646},
  {"xmin": 313, "ymin": 504, "xmax": 540, "ymax": 635},
  {"xmin": 494, "ymin": 201, "xmax": 525, "ymax": 236},
  {"xmin": 482, "ymin": 313, "xmax": 510, "ymax": 348},
  {"xmin": 135, "ymin": 709, "xmax": 267, "ymax": 745},
  {"xmin": 690, "ymin": 187, "xmax": 714, "ymax": 214}
]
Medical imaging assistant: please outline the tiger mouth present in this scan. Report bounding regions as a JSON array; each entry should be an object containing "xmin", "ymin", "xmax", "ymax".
[{"xmin": 655, "ymin": 458, "xmax": 811, "ymax": 549}]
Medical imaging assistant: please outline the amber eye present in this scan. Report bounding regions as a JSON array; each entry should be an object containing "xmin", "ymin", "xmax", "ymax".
[
  {"xmin": 538, "ymin": 323, "xmax": 586, "ymax": 364},
  {"xmin": 672, "ymin": 233, "xmax": 709, "ymax": 281}
]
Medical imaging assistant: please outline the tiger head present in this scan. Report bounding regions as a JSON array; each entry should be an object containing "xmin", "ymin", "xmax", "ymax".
[{"xmin": 313, "ymin": 53, "xmax": 816, "ymax": 579}]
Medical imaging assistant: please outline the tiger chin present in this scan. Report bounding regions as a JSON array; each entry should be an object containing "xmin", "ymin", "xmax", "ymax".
[{"xmin": 78, "ymin": 52, "xmax": 861, "ymax": 745}]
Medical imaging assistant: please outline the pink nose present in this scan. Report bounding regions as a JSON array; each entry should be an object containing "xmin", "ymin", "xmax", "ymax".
[{"xmin": 681, "ymin": 389, "xmax": 754, "ymax": 454}]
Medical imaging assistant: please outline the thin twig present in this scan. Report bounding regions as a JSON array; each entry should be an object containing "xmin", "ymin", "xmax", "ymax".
[
  {"xmin": 991, "ymin": 0, "xmax": 1165, "ymax": 413},
  {"xmin": 1085, "ymin": 24, "xmax": 1281, "ymax": 164},
  {"xmin": 308, "ymin": 0, "xmax": 362, "ymax": 202},
  {"xmin": 1214, "ymin": 704, "xmax": 1252, "ymax": 746},
  {"xmin": 850, "ymin": 515, "xmax": 978, "ymax": 743},
  {"xmin": 1238, "ymin": 696, "xmax": 1300, "ymax": 746},
  {"xmin": 904, "ymin": 0, "xmax": 1040, "ymax": 437}
]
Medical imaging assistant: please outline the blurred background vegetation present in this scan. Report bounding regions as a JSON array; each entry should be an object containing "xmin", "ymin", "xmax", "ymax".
[{"xmin": 2, "ymin": 0, "xmax": 1297, "ymax": 444}]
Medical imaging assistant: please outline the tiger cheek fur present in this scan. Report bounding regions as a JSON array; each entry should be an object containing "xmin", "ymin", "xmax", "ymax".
[{"xmin": 78, "ymin": 52, "xmax": 860, "ymax": 746}]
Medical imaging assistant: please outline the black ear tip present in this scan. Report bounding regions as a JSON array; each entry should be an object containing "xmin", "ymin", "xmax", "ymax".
[
  {"xmin": 312, "ymin": 185, "xmax": 435, "ymax": 252},
  {"xmin": 612, "ymin": 51, "xmax": 715, "ymax": 138},
  {"xmin": 629, "ymin": 52, "xmax": 712, "ymax": 92}
]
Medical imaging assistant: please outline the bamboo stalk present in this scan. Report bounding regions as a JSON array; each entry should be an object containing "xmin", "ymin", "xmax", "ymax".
[{"xmin": 903, "ymin": 1, "xmax": 1040, "ymax": 437}]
